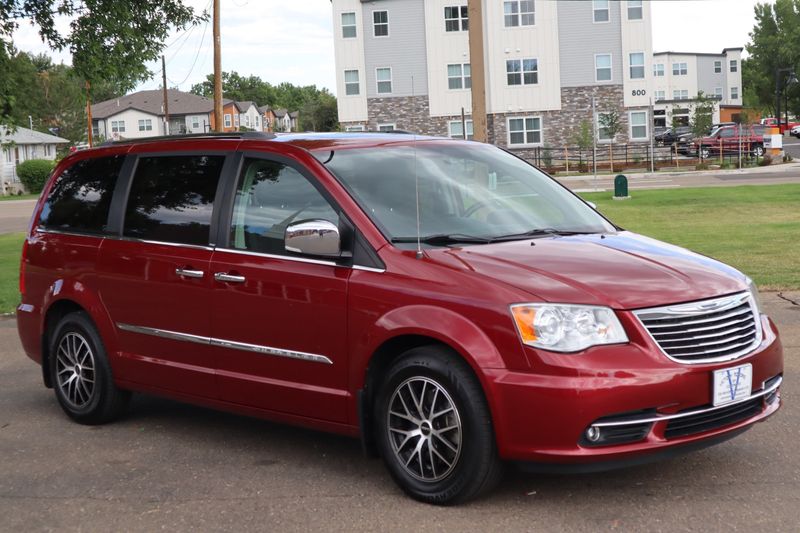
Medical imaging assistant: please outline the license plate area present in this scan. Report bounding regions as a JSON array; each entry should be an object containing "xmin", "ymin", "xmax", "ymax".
[{"xmin": 712, "ymin": 363, "xmax": 753, "ymax": 406}]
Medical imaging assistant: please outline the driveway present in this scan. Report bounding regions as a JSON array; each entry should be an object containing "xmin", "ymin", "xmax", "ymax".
[
  {"xmin": 0, "ymin": 199, "xmax": 35, "ymax": 234},
  {"xmin": 0, "ymin": 293, "xmax": 797, "ymax": 531}
]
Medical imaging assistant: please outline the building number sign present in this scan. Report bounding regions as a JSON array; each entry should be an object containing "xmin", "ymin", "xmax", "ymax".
[{"xmin": 632, "ymin": 89, "xmax": 646, "ymax": 96}]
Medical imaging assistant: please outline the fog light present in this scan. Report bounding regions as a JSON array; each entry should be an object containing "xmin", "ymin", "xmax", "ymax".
[{"xmin": 585, "ymin": 426, "xmax": 601, "ymax": 443}]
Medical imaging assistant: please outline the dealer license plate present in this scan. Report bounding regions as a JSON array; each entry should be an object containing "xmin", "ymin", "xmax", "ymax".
[{"xmin": 712, "ymin": 363, "xmax": 752, "ymax": 406}]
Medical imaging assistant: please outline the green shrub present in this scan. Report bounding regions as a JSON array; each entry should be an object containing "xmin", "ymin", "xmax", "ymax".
[
  {"xmin": 758, "ymin": 155, "xmax": 772, "ymax": 167},
  {"xmin": 695, "ymin": 162, "xmax": 710, "ymax": 170},
  {"xmin": 16, "ymin": 159, "xmax": 55, "ymax": 194}
]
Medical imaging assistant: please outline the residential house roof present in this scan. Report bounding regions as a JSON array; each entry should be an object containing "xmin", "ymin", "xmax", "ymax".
[
  {"xmin": 258, "ymin": 105, "xmax": 273, "ymax": 114},
  {"xmin": 0, "ymin": 126, "xmax": 69, "ymax": 145},
  {"xmin": 91, "ymin": 89, "xmax": 214, "ymax": 119},
  {"xmin": 222, "ymin": 100, "xmax": 258, "ymax": 113},
  {"xmin": 274, "ymin": 109, "xmax": 288, "ymax": 118}
]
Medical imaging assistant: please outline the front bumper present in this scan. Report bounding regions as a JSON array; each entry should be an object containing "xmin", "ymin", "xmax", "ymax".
[{"xmin": 484, "ymin": 314, "xmax": 783, "ymax": 465}]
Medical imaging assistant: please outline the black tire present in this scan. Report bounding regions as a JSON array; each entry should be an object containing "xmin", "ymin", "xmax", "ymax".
[
  {"xmin": 700, "ymin": 146, "xmax": 710, "ymax": 159},
  {"xmin": 753, "ymin": 144, "xmax": 765, "ymax": 157},
  {"xmin": 374, "ymin": 345, "xmax": 503, "ymax": 505},
  {"xmin": 49, "ymin": 311, "xmax": 130, "ymax": 424}
]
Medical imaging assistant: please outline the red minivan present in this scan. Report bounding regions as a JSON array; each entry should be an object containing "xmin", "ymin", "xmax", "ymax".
[{"xmin": 17, "ymin": 132, "xmax": 783, "ymax": 504}]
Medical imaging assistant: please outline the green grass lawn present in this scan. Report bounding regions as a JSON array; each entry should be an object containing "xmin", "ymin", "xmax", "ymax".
[
  {"xmin": 0, "ymin": 194, "xmax": 37, "ymax": 201},
  {"xmin": 579, "ymin": 184, "xmax": 800, "ymax": 290},
  {"xmin": 0, "ymin": 233, "xmax": 24, "ymax": 315}
]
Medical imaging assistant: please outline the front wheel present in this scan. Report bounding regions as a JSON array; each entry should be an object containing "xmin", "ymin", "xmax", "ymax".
[
  {"xmin": 753, "ymin": 144, "xmax": 765, "ymax": 157},
  {"xmin": 374, "ymin": 346, "xmax": 503, "ymax": 505},
  {"xmin": 700, "ymin": 146, "xmax": 710, "ymax": 159},
  {"xmin": 50, "ymin": 311, "xmax": 130, "ymax": 424}
]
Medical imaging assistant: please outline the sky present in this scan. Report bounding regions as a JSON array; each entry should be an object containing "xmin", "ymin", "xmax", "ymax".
[{"xmin": 9, "ymin": 0, "xmax": 766, "ymax": 98}]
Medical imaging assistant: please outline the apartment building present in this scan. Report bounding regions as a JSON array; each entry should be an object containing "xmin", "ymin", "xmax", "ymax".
[
  {"xmin": 652, "ymin": 48, "xmax": 743, "ymax": 128},
  {"xmin": 332, "ymin": 0, "xmax": 743, "ymax": 152}
]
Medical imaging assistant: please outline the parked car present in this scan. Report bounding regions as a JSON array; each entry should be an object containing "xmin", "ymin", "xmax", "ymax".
[
  {"xmin": 791, "ymin": 124, "xmax": 800, "ymax": 138},
  {"xmin": 760, "ymin": 117, "xmax": 799, "ymax": 134},
  {"xmin": 655, "ymin": 125, "xmax": 691, "ymax": 146},
  {"xmin": 693, "ymin": 124, "xmax": 767, "ymax": 159},
  {"xmin": 708, "ymin": 122, "xmax": 736, "ymax": 135},
  {"xmin": 17, "ymin": 132, "xmax": 783, "ymax": 504}
]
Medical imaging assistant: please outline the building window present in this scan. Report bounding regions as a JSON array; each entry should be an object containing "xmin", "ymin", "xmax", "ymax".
[
  {"xmin": 447, "ymin": 63, "xmax": 471, "ymax": 89},
  {"xmin": 344, "ymin": 70, "xmax": 360, "ymax": 95},
  {"xmin": 138, "ymin": 119, "xmax": 152, "ymax": 132},
  {"xmin": 653, "ymin": 63, "xmax": 664, "ymax": 77},
  {"xmin": 714, "ymin": 87, "xmax": 723, "ymax": 99},
  {"xmin": 627, "ymin": 0, "xmax": 642, "ymax": 20},
  {"xmin": 449, "ymin": 120, "xmax": 474, "ymax": 140},
  {"xmin": 44, "ymin": 144, "xmax": 51, "ymax": 156},
  {"xmin": 596, "ymin": 113, "xmax": 613, "ymax": 141},
  {"xmin": 508, "ymin": 116, "xmax": 541, "ymax": 146},
  {"xmin": 192, "ymin": 116, "xmax": 200, "ymax": 129},
  {"xmin": 373, "ymin": 10, "xmax": 388, "ymax": 37},
  {"xmin": 714, "ymin": 60, "xmax": 722, "ymax": 73},
  {"xmin": 673, "ymin": 89, "xmax": 689, "ymax": 100},
  {"xmin": 503, "ymin": 1, "xmax": 535, "ymax": 27},
  {"xmin": 506, "ymin": 58, "xmax": 538, "ymax": 86},
  {"xmin": 595, "ymin": 54, "xmax": 612, "ymax": 82},
  {"xmin": 672, "ymin": 62, "xmax": 688, "ymax": 75},
  {"xmin": 376, "ymin": 67, "xmax": 392, "ymax": 94},
  {"xmin": 730, "ymin": 59, "xmax": 738, "ymax": 73},
  {"xmin": 111, "ymin": 120, "xmax": 125, "ymax": 133},
  {"xmin": 444, "ymin": 5, "xmax": 468, "ymax": 31},
  {"xmin": 234, "ymin": 114, "xmax": 240, "ymax": 128},
  {"xmin": 593, "ymin": 0, "xmax": 609, "ymax": 23},
  {"xmin": 345, "ymin": 125, "xmax": 365, "ymax": 132},
  {"xmin": 629, "ymin": 111, "xmax": 648, "ymax": 140},
  {"xmin": 342, "ymin": 12, "xmax": 357, "ymax": 38},
  {"xmin": 731, "ymin": 86, "xmax": 739, "ymax": 99},
  {"xmin": 629, "ymin": 52, "xmax": 645, "ymax": 79},
  {"xmin": 378, "ymin": 123, "xmax": 395, "ymax": 132},
  {"xmin": 224, "ymin": 114, "xmax": 232, "ymax": 128},
  {"xmin": 654, "ymin": 90, "xmax": 665, "ymax": 101}
]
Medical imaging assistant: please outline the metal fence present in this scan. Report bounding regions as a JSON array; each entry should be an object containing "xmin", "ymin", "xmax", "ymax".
[{"xmin": 524, "ymin": 141, "xmax": 772, "ymax": 173}]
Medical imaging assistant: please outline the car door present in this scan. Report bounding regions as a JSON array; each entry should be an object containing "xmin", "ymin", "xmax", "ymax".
[
  {"xmin": 209, "ymin": 153, "xmax": 351, "ymax": 423},
  {"xmin": 719, "ymin": 127, "xmax": 736, "ymax": 155},
  {"xmin": 98, "ymin": 152, "xmax": 232, "ymax": 397}
]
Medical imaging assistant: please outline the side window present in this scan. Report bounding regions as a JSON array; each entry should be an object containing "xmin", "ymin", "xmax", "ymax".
[
  {"xmin": 229, "ymin": 158, "xmax": 338, "ymax": 256},
  {"xmin": 720, "ymin": 128, "xmax": 735, "ymax": 139},
  {"xmin": 39, "ymin": 155, "xmax": 125, "ymax": 234},
  {"xmin": 123, "ymin": 155, "xmax": 225, "ymax": 246}
]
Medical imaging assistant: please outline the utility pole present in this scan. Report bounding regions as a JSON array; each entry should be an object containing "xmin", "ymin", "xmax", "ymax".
[
  {"xmin": 86, "ymin": 81, "xmax": 93, "ymax": 148},
  {"xmin": 467, "ymin": 0, "xmax": 487, "ymax": 142},
  {"xmin": 162, "ymin": 55, "xmax": 170, "ymax": 136},
  {"xmin": 213, "ymin": 0, "xmax": 223, "ymax": 132},
  {"xmin": 592, "ymin": 95, "xmax": 597, "ymax": 190}
]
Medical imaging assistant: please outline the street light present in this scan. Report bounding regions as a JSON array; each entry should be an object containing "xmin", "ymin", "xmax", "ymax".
[{"xmin": 775, "ymin": 67, "xmax": 797, "ymax": 133}]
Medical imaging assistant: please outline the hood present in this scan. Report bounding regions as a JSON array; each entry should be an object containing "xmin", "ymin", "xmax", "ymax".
[{"xmin": 427, "ymin": 232, "xmax": 748, "ymax": 310}]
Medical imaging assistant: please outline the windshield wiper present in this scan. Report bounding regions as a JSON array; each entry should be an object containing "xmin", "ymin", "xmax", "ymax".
[
  {"xmin": 489, "ymin": 228, "xmax": 594, "ymax": 242},
  {"xmin": 391, "ymin": 233, "xmax": 492, "ymax": 245}
]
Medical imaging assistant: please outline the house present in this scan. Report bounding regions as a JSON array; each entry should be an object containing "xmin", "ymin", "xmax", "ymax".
[
  {"xmin": 331, "ymin": 1, "xmax": 741, "ymax": 151},
  {"xmin": 1, "ymin": 126, "xmax": 69, "ymax": 195},
  {"xmin": 221, "ymin": 100, "xmax": 262, "ymax": 132},
  {"xmin": 273, "ymin": 109, "xmax": 299, "ymax": 132},
  {"xmin": 91, "ymin": 89, "xmax": 214, "ymax": 140},
  {"xmin": 259, "ymin": 105, "xmax": 277, "ymax": 132}
]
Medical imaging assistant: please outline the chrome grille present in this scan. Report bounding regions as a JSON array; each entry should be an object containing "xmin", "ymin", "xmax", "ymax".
[{"xmin": 634, "ymin": 292, "xmax": 761, "ymax": 364}]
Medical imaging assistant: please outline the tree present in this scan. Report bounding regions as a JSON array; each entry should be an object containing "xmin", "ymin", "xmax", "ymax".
[
  {"xmin": 690, "ymin": 91, "xmax": 715, "ymax": 140},
  {"xmin": 598, "ymin": 109, "xmax": 623, "ymax": 172},
  {"xmin": 570, "ymin": 120, "xmax": 593, "ymax": 172},
  {"xmin": 0, "ymin": 1, "xmax": 206, "ymax": 128}
]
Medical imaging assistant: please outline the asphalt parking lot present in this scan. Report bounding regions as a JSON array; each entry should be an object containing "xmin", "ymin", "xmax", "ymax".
[{"xmin": 0, "ymin": 293, "xmax": 797, "ymax": 532}]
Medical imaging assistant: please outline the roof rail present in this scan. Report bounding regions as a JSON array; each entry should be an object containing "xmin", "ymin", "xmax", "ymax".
[{"xmin": 99, "ymin": 131, "xmax": 276, "ymax": 146}]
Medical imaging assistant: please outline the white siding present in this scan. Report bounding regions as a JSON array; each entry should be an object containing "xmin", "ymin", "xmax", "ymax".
[
  {"xmin": 484, "ymin": 0, "xmax": 562, "ymax": 114},
  {"xmin": 101, "ymin": 109, "xmax": 165, "ymax": 139},
  {"xmin": 621, "ymin": 0, "xmax": 653, "ymax": 109},
  {"xmin": 333, "ymin": 0, "xmax": 368, "ymax": 122},
  {"xmin": 724, "ymin": 49, "xmax": 742, "ymax": 106},
  {"xmin": 424, "ymin": 0, "xmax": 472, "ymax": 117}
]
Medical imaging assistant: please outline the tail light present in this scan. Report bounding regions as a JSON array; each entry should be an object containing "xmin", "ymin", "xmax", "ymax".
[{"xmin": 19, "ymin": 237, "xmax": 29, "ymax": 297}]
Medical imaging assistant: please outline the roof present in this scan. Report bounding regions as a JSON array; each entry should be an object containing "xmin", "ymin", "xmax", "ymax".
[
  {"xmin": 273, "ymin": 108, "xmax": 288, "ymax": 118},
  {"xmin": 0, "ymin": 126, "xmax": 69, "ymax": 145},
  {"xmin": 91, "ymin": 89, "xmax": 214, "ymax": 119},
  {"xmin": 653, "ymin": 48, "xmax": 743, "ymax": 57},
  {"xmin": 289, "ymin": 111, "xmax": 299, "ymax": 118},
  {"xmin": 274, "ymin": 132, "xmax": 452, "ymax": 151},
  {"xmin": 222, "ymin": 99, "xmax": 258, "ymax": 113},
  {"xmin": 258, "ymin": 105, "xmax": 273, "ymax": 114}
]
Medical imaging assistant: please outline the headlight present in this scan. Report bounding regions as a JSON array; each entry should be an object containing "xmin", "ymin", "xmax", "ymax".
[
  {"xmin": 747, "ymin": 277, "xmax": 763, "ymax": 315},
  {"xmin": 510, "ymin": 304, "xmax": 628, "ymax": 353}
]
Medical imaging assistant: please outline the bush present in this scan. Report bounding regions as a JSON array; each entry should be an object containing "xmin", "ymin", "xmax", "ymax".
[
  {"xmin": 784, "ymin": 153, "xmax": 793, "ymax": 162},
  {"xmin": 758, "ymin": 155, "xmax": 772, "ymax": 166},
  {"xmin": 695, "ymin": 162, "xmax": 710, "ymax": 170},
  {"xmin": 16, "ymin": 159, "xmax": 55, "ymax": 194}
]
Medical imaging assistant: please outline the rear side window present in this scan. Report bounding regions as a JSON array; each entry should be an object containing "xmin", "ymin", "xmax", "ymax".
[
  {"xmin": 39, "ymin": 155, "xmax": 124, "ymax": 234},
  {"xmin": 123, "ymin": 155, "xmax": 225, "ymax": 246}
]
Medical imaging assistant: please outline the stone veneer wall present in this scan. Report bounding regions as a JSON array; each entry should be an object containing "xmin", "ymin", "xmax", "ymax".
[{"xmin": 365, "ymin": 96, "xmax": 472, "ymax": 137}]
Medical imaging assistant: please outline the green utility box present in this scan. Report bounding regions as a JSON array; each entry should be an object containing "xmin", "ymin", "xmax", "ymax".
[{"xmin": 613, "ymin": 174, "xmax": 630, "ymax": 200}]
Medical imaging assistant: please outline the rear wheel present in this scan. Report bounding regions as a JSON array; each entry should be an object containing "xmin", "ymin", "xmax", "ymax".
[
  {"xmin": 374, "ymin": 345, "xmax": 503, "ymax": 505},
  {"xmin": 753, "ymin": 144, "xmax": 765, "ymax": 157},
  {"xmin": 50, "ymin": 312, "xmax": 130, "ymax": 424},
  {"xmin": 700, "ymin": 146, "xmax": 710, "ymax": 159}
]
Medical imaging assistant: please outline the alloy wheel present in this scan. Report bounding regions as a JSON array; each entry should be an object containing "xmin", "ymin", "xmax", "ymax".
[
  {"xmin": 55, "ymin": 332, "xmax": 96, "ymax": 408},
  {"xmin": 386, "ymin": 376, "xmax": 462, "ymax": 482}
]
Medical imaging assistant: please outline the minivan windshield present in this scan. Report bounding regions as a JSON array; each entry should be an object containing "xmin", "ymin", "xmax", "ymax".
[{"xmin": 318, "ymin": 141, "xmax": 616, "ymax": 244}]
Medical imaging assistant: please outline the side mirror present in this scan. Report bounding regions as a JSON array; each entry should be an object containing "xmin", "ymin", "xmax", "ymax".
[
  {"xmin": 586, "ymin": 201, "xmax": 597, "ymax": 210},
  {"xmin": 285, "ymin": 219, "xmax": 341, "ymax": 257}
]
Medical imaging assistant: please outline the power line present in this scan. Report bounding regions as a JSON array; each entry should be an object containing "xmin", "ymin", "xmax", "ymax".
[{"xmin": 166, "ymin": 16, "xmax": 210, "ymax": 88}]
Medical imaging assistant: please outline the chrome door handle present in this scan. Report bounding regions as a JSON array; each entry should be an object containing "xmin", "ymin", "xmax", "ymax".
[
  {"xmin": 175, "ymin": 268, "xmax": 204, "ymax": 279},
  {"xmin": 214, "ymin": 272, "xmax": 246, "ymax": 283}
]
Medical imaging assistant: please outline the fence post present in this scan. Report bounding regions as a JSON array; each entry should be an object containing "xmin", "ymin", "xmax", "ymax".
[
  {"xmin": 625, "ymin": 144, "xmax": 628, "ymax": 167},
  {"xmin": 719, "ymin": 138, "xmax": 723, "ymax": 166},
  {"xmin": 675, "ymin": 143, "xmax": 679, "ymax": 168},
  {"xmin": 564, "ymin": 147, "xmax": 569, "ymax": 173}
]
